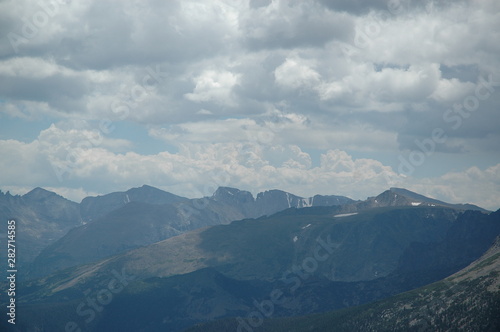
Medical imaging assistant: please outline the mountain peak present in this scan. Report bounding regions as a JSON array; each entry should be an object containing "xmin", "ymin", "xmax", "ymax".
[
  {"xmin": 23, "ymin": 187, "xmax": 60, "ymax": 201},
  {"xmin": 132, "ymin": 184, "xmax": 160, "ymax": 192},
  {"xmin": 389, "ymin": 187, "xmax": 434, "ymax": 202},
  {"xmin": 79, "ymin": 185, "xmax": 188, "ymax": 222},
  {"xmin": 387, "ymin": 187, "xmax": 487, "ymax": 211},
  {"xmin": 213, "ymin": 186, "xmax": 243, "ymax": 195},
  {"xmin": 212, "ymin": 187, "xmax": 254, "ymax": 203},
  {"xmin": 26, "ymin": 187, "xmax": 52, "ymax": 194},
  {"xmin": 372, "ymin": 189, "xmax": 413, "ymax": 206}
]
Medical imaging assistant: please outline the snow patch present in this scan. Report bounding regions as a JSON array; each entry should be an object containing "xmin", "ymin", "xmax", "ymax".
[
  {"xmin": 301, "ymin": 197, "xmax": 313, "ymax": 207},
  {"xmin": 286, "ymin": 192, "xmax": 292, "ymax": 208},
  {"xmin": 302, "ymin": 223, "xmax": 312, "ymax": 229},
  {"xmin": 293, "ymin": 236, "xmax": 298, "ymax": 242},
  {"xmin": 333, "ymin": 212, "xmax": 358, "ymax": 218}
]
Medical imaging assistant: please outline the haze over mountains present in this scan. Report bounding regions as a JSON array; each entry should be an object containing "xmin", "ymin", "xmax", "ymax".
[
  {"xmin": 1, "ymin": 184, "xmax": 485, "ymax": 280},
  {"xmin": 0, "ymin": 185, "xmax": 498, "ymax": 331},
  {"xmin": 1, "ymin": 185, "xmax": 354, "ymax": 278},
  {"xmin": 27, "ymin": 186, "xmax": 355, "ymax": 279}
]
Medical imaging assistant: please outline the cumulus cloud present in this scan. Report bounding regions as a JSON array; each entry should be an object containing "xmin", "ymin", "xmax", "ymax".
[
  {"xmin": 184, "ymin": 69, "xmax": 240, "ymax": 106},
  {"xmin": 0, "ymin": 127, "xmax": 401, "ymax": 201},
  {"xmin": 0, "ymin": 0, "xmax": 499, "ymax": 209},
  {"xmin": 405, "ymin": 164, "xmax": 500, "ymax": 211},
  {"xmin": 274, "ymin": 57, "xmax": 321, "ymax": 90},
  {"xmin": 5, "ymin": 127, "xmax": 499, "ymax": 210},
  {"xmin": 240, "ymin": 0, "xmax": 354, "ymax": 49}
]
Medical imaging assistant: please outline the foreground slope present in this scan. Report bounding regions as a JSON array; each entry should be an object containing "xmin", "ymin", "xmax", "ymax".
[{"xmin": 187, "ymin": 236, "xmax": 500, "ymax": 332}]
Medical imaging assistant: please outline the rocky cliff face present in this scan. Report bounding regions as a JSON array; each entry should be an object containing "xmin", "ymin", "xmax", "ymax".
[{"xmin": 212, "ymin": 186, "xmax": 354, "ymax": 218}]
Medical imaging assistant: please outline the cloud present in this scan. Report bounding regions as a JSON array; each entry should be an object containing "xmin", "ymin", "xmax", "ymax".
[
  {"xmin": 315, "ymin": 0, "xmax": 393, "ymax": 15},
  {"xmin": 0, "ymin": 120, "xmax": 401, "ymax": 200},
  {"xmin": 0, "ymin": 57, "xmax": 91, "ymax": 115},
  {"xmin": 0, "ymin": 0, "xmax": 499, "ymax": 209},
  {"xmin": 240, "ymin": 0, "xmax": 354, "ymax": 50},
  {"xmin": 148, "ymin": 108, "xmax": 398, "ymax": 152},
  {"xmin": 2, "ymin": 126, "xmax": 500, "ymax": 210},
  {"xmin": 274, "ymin": 57, "xmax": 321, "ymax": 90},
  {"xmin": 184, "ymin": 69, "xmax": 240, "ymax": 106},
  {"xmin": 406, "ymin": 164, "xmax": 500, "ymax": 211}
]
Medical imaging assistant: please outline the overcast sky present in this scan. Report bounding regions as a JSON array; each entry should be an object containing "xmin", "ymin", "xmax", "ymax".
[{"xmin": 1, "ymin": 0, "xmax": 499, "ymax": 209}]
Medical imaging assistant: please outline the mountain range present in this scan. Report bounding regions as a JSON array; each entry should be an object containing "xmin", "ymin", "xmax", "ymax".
[
  {"xmin": 28, "ymin": 186, "xmax": 354, "ymax": 279},
  {"xmin": 0, "ymin": 185, "xmax": 497, "ymax": 331}
]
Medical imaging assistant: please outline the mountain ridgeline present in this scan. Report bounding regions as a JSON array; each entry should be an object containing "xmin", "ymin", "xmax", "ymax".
[
  {"xmin": 0, "ymin": 185, "xmax": 497, "ymax": 332},
  {"xmin": 28, "ymin": 187, "xmax": 354, "ymax": 279},
  {"xmin": 79, "ymin": 184, "xmax": 189, "ymax": 223},
  {"xmin": 0, "ymin": 188, "xmax": 83, "ymax": 273}
]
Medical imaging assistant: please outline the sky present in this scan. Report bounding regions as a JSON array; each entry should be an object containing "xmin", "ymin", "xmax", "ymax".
[{"xmin": 0, "ymin": 0, "xmax": 499, "ymax": 210}]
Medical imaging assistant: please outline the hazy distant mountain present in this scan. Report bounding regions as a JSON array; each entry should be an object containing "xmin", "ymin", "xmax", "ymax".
[
  {"xmin": 80, "ymin": 184, "xmax": 189, "ymax": 222},
  {"xmin": 350, "ymin": 187, "xmax": 487, "ymax": 212},
  {"xmin": 211, "ymin": 186, "xmax": 355, "ymax": 217},
  {"xmin": 0, "ymin": 188, "xmax": 83, "ymax": 273},
  {"xmin": 29, "ymin": 198, "xmax": 247, "ymax": 278},
  {"xmin": 9, "ymin": 206, "xmax": 499, "ymax": 332},
  {"xmin": 388, "ymin": 187, "xmax": 488, "ymax": 211},
  {"xmin": 29, "ymin": 187, "xmax": 354, "ymax": 278}
]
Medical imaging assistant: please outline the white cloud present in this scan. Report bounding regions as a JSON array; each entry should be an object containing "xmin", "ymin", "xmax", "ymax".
[
  {"xmin": 0, "ymin": 0, "xmax": 499, "ymax": 209},
  {"xmin": 2, "ymin": 127, "xmax": 500, "ymax": 210},
  {"xmin": 184, "ymin": 69, "xmax": 240, "ymax": 106},
  {"xmin": 148, "ymin": 109, "xmax": 398, "ymax": 152},
  {"xmin": 315, "ymin": 62, "xmax": 442, "ymax": 107},
  {"xmin": 0, "ymin": 124, "xmax": 402, "ymax": 200},
  {"xmin": 405, "ymin": 164, "xmax": 500, "ymax": 211},
  {"xmin": 274, "ymin": 57, "xmax": 321, "ymax": 90},
  {"xmin": 431, "ymin": 78, "xmax": 475, "ymax": 103}
]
